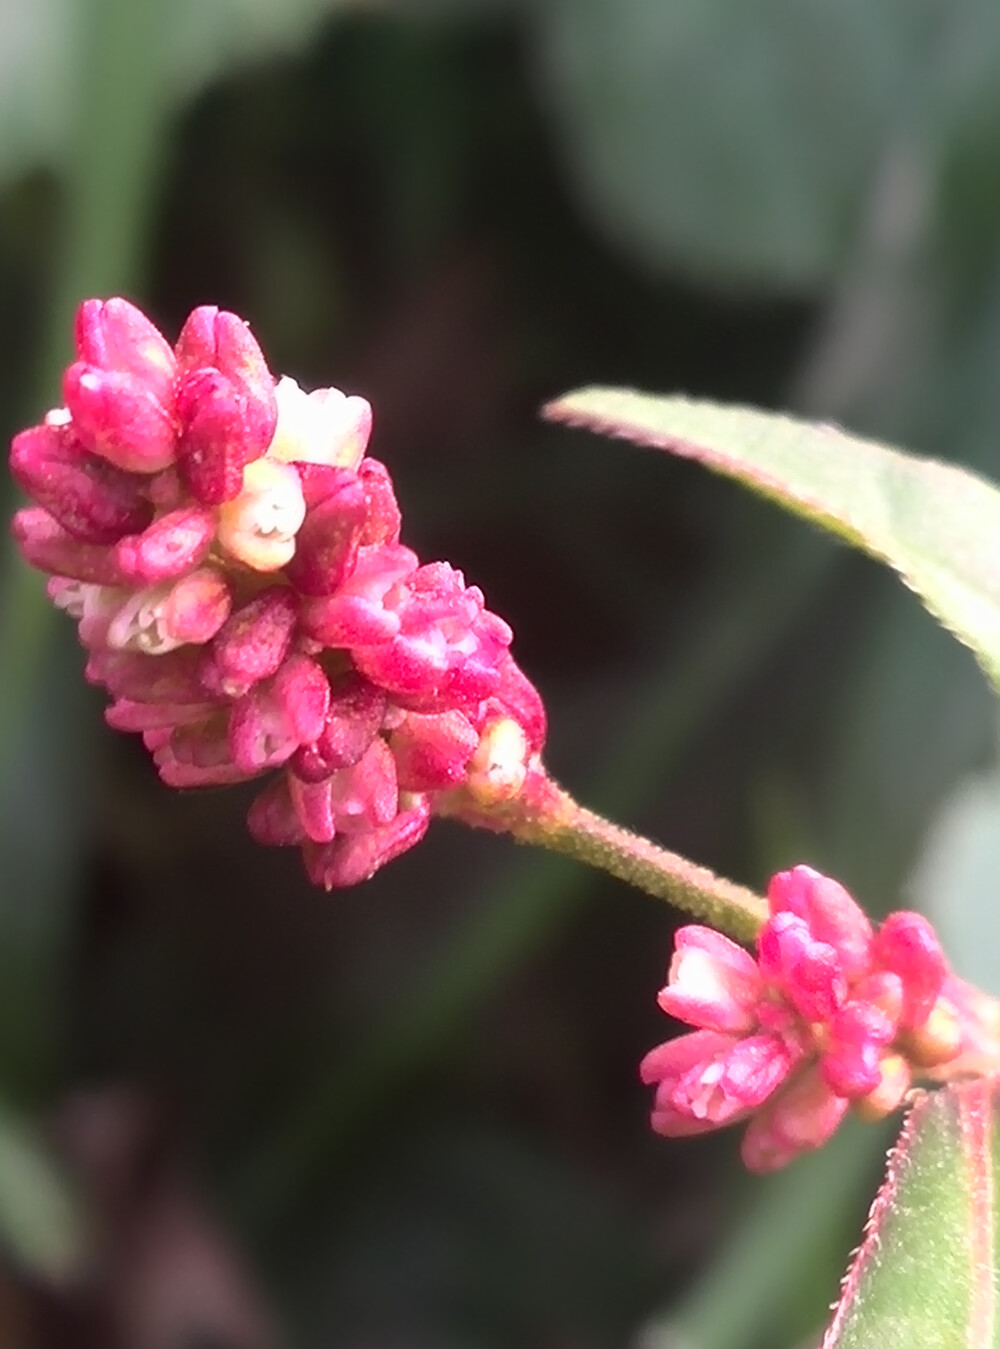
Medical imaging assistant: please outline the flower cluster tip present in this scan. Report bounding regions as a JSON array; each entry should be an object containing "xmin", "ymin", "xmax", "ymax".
[
  {"xmin": 641, "ymin": 865, "xmax": 972, "ymax": 1172},
  {"xmin": 10, "ymin": 297, "xmax": 546, "ymax": 887}
]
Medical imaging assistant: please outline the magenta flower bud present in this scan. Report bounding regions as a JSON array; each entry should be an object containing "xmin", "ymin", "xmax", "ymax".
[
  {"xmin": 176, "ymin": 369, "xmax": 262, "ymax": 505},
  {"xmin": 757, "ymin": 912, "xmax": 846, "ymax": 1022},
  {"xmin": 874, "ymin": 911, "xmax": 947, "ymax": 1030},
  {"xmin": 199, "ymin": 588, "xmax": 298, "ymax": 699},
  {"xmin": 288, "ymin": 739, "xmax": 398, "ymax": 844},
  {"xmin": 247, "ymin": 776, "xmax": 306, "ymax": 847},
  {"xmin": 174, "ymin": 308, "xmax": 277, "ymax": 500},
  {"xmin": 113, "ymin": 505, "xmax": 216, "ymax": 583},
  {"xmin": 269, "ymin": 654, "xmax": 331, "ymax": 745},
  {"xmin": 390, "ymin": 710, "xmax": 480, "ymax": 791},
  {"xmin": 105, "ymin": 697, "xmax": 222, "ymax": 733},
  {"xmin": 228, "ymin": 682, "xmax": 306, "ymax": 775},
  {"xmin": 358, "ymin": 459, "xmax": 401, "ymax": 545},
  {"xmin": 175, "ymin": 307, "xmax": 275, "ymax": 424},
  {"xmin": 298, "ymin": 544, "xmax": 418, "ymax": 647},
  {"xmin": 642, "ymin": 1030, "xmax": 746, "ymax": 1136},
  {"xmin": 86, "ymin": 647, "xmax": 211, "ymax": 705},
  {"xmin": 75, "ymin": 297, "xmax": 176, "ymax": 405},
  {"xmin": 657, "ymin": 926, "xmax": 762, "ymax": 1035},
  {"xmin": 283, "ymin": 475, "xmax": 368, "ymax": 596},
  {"xmin": 63, "ymin": 364, "xmax": 177, "ymax": 474},
  {"xmin": 290, "ymin": 675, "xmax": 387, "ymax": 780},
  {"xmin": 303, "ymin": 795, "xmax": 431, "ymax": 889},
  {"xmin": 767, "ymin": 865, "xmax": 874, "ymax": 980},
  {"xmin": 13, "ymin": 506, "xmax": 130, "ymax": 585},
  {"xmin": 672, "ymin": 1033, "xmax": 794, "ymax": 1125},
  {"xmin": 10, "ymin": 418, "xmax": 154, "ymax": 544},
  {"xmin": 740, "ymin": 1069, "xmax": 849, "ymax": 1173}
]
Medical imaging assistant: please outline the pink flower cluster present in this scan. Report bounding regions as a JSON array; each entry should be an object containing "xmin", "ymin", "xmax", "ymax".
[
  {"xmin": 641, "ymin": 865, "xmax": 964, "ymax": 1171},
  {"xmin": 10, "ymin": 298, "xmax": 545, "ymax": 887}
]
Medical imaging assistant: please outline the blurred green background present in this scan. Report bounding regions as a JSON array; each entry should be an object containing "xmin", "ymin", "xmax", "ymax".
[{"xmin": 1, "ymin": 0, "xmax": 999, "ymax": 1344}]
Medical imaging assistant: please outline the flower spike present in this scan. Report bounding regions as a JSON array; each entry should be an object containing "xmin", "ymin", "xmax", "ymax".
[{"xmin": 10, "ymin": 296, "xmax": 545, "ymax": 888}]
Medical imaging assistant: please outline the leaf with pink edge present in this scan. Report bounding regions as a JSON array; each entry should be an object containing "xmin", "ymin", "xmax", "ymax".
[
  {"xmin": 543, "ymin": 389, "xmax": 1000, "ymax": 697},
  {"xmin": 823, "ymin": 1079, "xmax": 1000, "ymax": 1349}
]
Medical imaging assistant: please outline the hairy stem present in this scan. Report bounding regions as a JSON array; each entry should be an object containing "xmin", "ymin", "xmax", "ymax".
[{"xmin": 438, "ymin": 768, "xmax": 768, "ymax": 943}]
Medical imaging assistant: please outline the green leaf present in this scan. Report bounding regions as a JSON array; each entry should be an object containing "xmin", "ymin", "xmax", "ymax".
[
  {"xmin": 0, "ymin": 1098, "xmax": 85, "ymax": 1282},
  {"xmin": 824, "ymin": 1080, "xmax": 1000, "ymax": 1348},
  {"xmin": 543, "ymin": 389, "xmax": 1000, "ymax": 696}
]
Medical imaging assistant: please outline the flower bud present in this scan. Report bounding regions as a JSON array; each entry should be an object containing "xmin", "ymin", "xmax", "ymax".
[
  {"xmin": 10, "ymin": 417, "xmax": 153, "ymax": 544},
  {"xmin": 63, "ymin": 364, "xmax": 178, "ymax": 473},
  {"xmin": 901, "ymin": 996, "xmax": 963, "ymax": 1067},
  {"xmin": 283, "ymin": 474, "xmax": 368, "ymax": 596},
  {"xmin": 75, "ymin": 297, "xmax": 176, "ymax": 404},
  {"xmin": 114, "ymin": 505, "xmax": 216, "ymax": 583},
  {"xmin": 757, "ymin": 912, "xmax": 846, "ymax": 1022},
  {"xmin": 303, "ymin": 795, "xmax": 430, "ymax": 889},
  {"xmin": 13, "ymin": 507, "xmax": 130, "ymax": 585},
  {"xmin": 216, "ymin": 457, "xmax": 306, "ymax": 571},
  {"xmin": 740, "ymin": 1068, "xmax": 849, "ymax": 1173},
  {"xmin": 852, "ymin": 1055, "xmax": 911, "ymax": 1123},
  {"xmin": 390, "ymin": 709, "xmax": 480, "ymax": 791},
  {"xmin": 267, "ymin": 377, "xmax": 371, "ymax": 469},
  {"xmin": 199, "ymin": 588, "xmax": 298, "ymax": 699},
  {"xmin": 874, "ymin": 911, "xmax": 947, "ymax": 1030},
  {"xmin": 767, "ymin": 865, "xmax": 874, "ymax": 979},
  {"xmin": 464, "ymin": 716, "xmax": 530, "ymax": 804},
  {"xmin": 290, "ymin": 674, "xmax": 386, "ymax": 779},
  {"xmin": 657, "ymin": 927, "xmax": 762, "ymax": 1035}
]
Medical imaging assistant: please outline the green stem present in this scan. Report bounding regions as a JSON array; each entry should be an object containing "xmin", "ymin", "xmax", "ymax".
[{"xmin": 438, "ymin": 771, "xmax": 768, "ymax": 943}]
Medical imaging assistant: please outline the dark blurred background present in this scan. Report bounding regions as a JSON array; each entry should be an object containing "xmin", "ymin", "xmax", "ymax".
[{"xmin": 0, "ymin": 0, "xmax": 999, "ymax": 1344}]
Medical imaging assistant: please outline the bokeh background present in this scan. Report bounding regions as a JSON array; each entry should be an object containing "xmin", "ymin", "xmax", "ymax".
[{"xmin": 1, "ymin": 0, "xmax": 1000, "ymax": 1344}]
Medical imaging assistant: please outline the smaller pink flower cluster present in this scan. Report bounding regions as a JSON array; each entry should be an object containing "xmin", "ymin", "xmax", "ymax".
[
  {"xmin": 10, "ymin": 298, "xmax": 545, "ymax": 887},
  {"xmin": 641, "ymin": 865, "xmax": 965, "ymax": 1172}
]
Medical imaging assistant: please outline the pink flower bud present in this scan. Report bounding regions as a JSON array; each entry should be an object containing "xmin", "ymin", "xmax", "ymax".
[
  {"xmin": 740, "ymin": 1068, "xmax": 849, "ymax": 1173},
  {"xmin": 174, "ymin": 308, "xmax": 277, "ymax": 502},
  {"xmin": 247, "ymin": 776, "xmax": 306, "ymax": 847},
  {"xmin": 75, "ymin": 298, "xmax": 176, "ymax": 404},
  {"xmin": 767, "ymin": 865, "xmax": 874, "ymax": 980},
  {"xmin": 358, "ymin": 459, "xmax": 401, "ymax": 545},
  {"xmin": 175, "ymin": 307, "xmax": 276, "ymax": 430},
  {"xmin": 390, "ymin": 709, "xmax": 480, "ymax": 791},
  {"xmin": 874, "ymin": 911, "xmax": 947, "ymax": 1030},
  {"xmin": 283, "ymin": 474, "xmax": 368, "ymax": 596},
  {"xmin": 199, "ymin": 588, "xmax": 298, "ymax": 699},
  {"xmin": 86, "ymin": 647, "xmax": 210, "ymax": 705},
  {"xmin": 228, "ymin": 683, "xmax": 305, "ymax": 775},
  {"xmin": 302, "ymin": 794, "xmax": 431, "ymax": 889},
  {"xmin": 63, "ymin": 364, "xmax": 177, "ymax": 473},
  {"xmin": 13, "ymin": 507, "xmax": 130, "ymax": 585},
  {"xmin": 290, "ymin": 674, "xmax": 387, "ymax": 780},
  {"xmin": 114, "ymin": 505, "xmax": 216, "ymax": 583},
  {"xmin": 757, "ymin": 912, "xmax": 846, "ymax": 1022},
  {"xmin": 657, "ymin": 927, "xmax": 762, "ymax": 1035},
  {"xmin": 672, "ymin": 1033, "xmax": 794, "ymax": 1124},
  {"xmin": 105, "ymin": 697, "xmax": 221, "ymax": 732},
  {"xmin": 298, "ymin": 544, "xmax": 417, "ymax": 647},
  {"xmin": 642, "ymin": 1030, "xmax": 749, "ymax": 1137},
  {"xmin": 288, "ymin": 738, "xmax": 398, "ymax": 844},
  {"xmin": 176, "ymin": 369, "xmax": 263, "ymax": 505},
  {"xmin": 10, "ymin": 418, "xmax": 153, "ymax": 544}
]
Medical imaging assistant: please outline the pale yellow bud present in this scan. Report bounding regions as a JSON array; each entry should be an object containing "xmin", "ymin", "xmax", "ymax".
[
  {"xmin": 217, "ymin": 457, "xmax": 306, "ymax": 572},
  {"xmin": 266, "ymin": 376, "xmax": 371, "ymax": 469},
  {"xmin": 466, "ymin": 717, "xmax": 529, "ymax": 804}
]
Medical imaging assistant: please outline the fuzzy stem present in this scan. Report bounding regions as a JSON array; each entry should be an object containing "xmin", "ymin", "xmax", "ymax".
[{"xmin": 438, "ymin": 767, "xmax": 768, "ymax": 943}]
